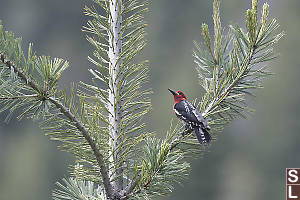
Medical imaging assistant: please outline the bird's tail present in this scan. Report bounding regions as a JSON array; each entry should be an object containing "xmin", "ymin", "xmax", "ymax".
[{"xmin": 194, "ymin": 127, "xmax": 211, "ymax": 145}]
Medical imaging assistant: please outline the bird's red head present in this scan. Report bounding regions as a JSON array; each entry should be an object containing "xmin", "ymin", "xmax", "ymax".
[{"xmin": 168, "ymin": 88, "xmax": 187, "ymax": 104}]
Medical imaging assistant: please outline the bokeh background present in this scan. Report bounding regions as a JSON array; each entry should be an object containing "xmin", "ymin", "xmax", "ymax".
[{"xmin": 0, "ymin": 0, "xmax": 298, "ymax": 199}]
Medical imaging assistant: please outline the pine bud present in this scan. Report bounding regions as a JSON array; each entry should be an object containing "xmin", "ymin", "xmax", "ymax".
[
  {"xmin": 258, "ymin": 3, "xmax": 269, "ymax": 40},
  {"xmin": 201, "ymin": 23, "xmax": 212, "ymax": 54}
]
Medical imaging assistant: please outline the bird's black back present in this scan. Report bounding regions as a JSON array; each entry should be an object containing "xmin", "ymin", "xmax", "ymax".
[{"xmin": 174, "ymin": 100, "xmax": 210, "ymax": 130}]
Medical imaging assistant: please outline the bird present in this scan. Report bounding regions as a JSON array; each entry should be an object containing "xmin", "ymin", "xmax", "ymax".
[{"xmin": 168, "ymin": 88, "xmax": 211, "ymax": 145}]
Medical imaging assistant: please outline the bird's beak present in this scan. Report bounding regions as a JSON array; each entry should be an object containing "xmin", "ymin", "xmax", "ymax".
[{"xmin": 168, "ymin": 88, "xmax": 177, "ymax": 96}]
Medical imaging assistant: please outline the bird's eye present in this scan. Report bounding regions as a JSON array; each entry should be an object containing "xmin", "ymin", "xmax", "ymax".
[{"xmin": 178, "ymin": 92, "xmax": 183, "ymax": 95}]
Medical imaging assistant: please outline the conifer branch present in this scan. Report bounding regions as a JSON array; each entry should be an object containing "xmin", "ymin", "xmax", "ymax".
[
  {"xmin": 169, "ymin": 129, "xmax": 193, "ymax": 151},
  {"xmin": 82, "ymin": 0, "xmax": 151, "ymax": 197},
  {"xmin": 202, "ymin": 47, "xmax": 257, "ymax": 117},
  {"xmin": 107, "ymin": 0, "xmax": 124, "ymax": 191},
  {"xmin": 0, "ymin": 53, "xmax": 40, "ymax": 93},
  {"xmin": 213, "ymin": 0, "xmax": 222, "ymax": 65},
  {"xmin": 0, "ymin": 52, "xmax": 115, "ymax": 199},
  {"xmin": 48, "ymin": 96, "xmax": 114, "ymax": 198},
  {"xmin": 0, "ymin": 94, "xmax": 38, "ymax": 99},
  {"xmin": 0, "ymin": 0, "xmax": 283, "ymax": 199}
]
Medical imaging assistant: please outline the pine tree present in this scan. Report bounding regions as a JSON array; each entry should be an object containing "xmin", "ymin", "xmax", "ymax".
[{"xmin": 0, "ymin": 0, "xmax": 283, "ymax": 199}]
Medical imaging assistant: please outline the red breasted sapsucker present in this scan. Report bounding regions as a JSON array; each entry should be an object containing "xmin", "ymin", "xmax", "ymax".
[{"xmin": 168, "ymin": 89, "xmax": 211, "ymax": 145}]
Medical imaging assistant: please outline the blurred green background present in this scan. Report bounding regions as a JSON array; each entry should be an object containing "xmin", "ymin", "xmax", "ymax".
[{"xmin": 0, "ymin": 0, "xmax": 298, "ymax": 199}]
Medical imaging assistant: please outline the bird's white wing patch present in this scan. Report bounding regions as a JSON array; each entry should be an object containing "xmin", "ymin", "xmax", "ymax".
[
  {"xmin": 183, "ymin": 101, "xmax": 190, "ymax": 114},
  {"xmin": 174, "ymin": 108, "xmax": 181, "ymax": 116}
]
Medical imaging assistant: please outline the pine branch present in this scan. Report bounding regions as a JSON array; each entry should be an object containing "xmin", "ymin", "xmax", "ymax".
[
  {"xmin": 129, "ymin": 171, "xmax": 156, "ymax": 196},
  {"xmin": 48, "ymin": 97, "xmax": 113, "ymax": 197},
  {"xmin": 83, "ymin": 0, "xmax": 151, "ymax": 197},
  {"xmin": 190, "ymin": 0, "xmax": 283, "ymax": 142},
  {"xmin": 213, "ymin": 0, "xmax": 222, "ymax": 65},
  {"xmin": 124, "ymin": 130, "xmax": 192, "ymax": 199},
  {"xmin": 107, "ymin": 0, "xmax": 124, "ymax": 191},
  {"xmin": 169, "ymin": 129, "xmax": 193, "ymax": 151},
  {"xmin": 53, "ymin": 178, "xmax": 107, "ymax": 200},
  {"xmin": 0, "ymin": 52, "xmax": 115, "ymax": 199},
  {"xmin": 0, "ymin": 53, "xmax": 41, "ymax": 93},
  {"xmin": 145, "ymin": 1, "xmax": 283, "ymax": 197},
  {"xmin": 202, "ymin": 47, "xmax": 256, "ymax": 117},
  {"xmin": 0, "ymin": 94, "xmax": 38, "ymax": 99},
  {"xmin": 126, "ymin": 129, "xmax": 193, "ymax": 196},
  {"xmin": 0, "ymin": 0, "xmax": 283, "ymax": 199}
]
